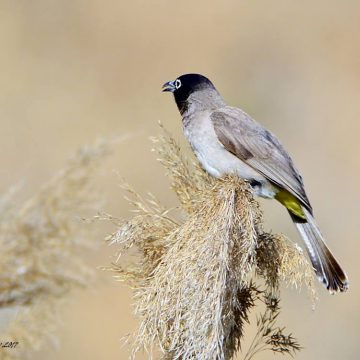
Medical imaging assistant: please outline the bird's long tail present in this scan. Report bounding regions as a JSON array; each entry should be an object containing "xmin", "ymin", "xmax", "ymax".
[{"xmin": 289, "ymin": 206, "xmax": 349, "ymax": 293}]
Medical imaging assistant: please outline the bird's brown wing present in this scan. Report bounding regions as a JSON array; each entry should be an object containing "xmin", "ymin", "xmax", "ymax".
[{"xmin": 211, "ymin": 107, "xmax": 312, "ymax": 211}]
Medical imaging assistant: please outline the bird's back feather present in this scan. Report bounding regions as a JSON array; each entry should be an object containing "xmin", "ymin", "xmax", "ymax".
[{"xmin": 211, "ymin": 107, "xmax": 312, "ymax": 212}]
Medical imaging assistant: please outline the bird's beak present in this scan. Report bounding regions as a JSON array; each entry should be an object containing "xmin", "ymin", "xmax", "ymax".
[{"xmin": 162, "ymin": 80, "xmax": 176, "ymax": 92}]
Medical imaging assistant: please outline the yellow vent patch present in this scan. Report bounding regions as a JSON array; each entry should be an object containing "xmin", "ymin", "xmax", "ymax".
[{"xmin": 274, "ymin": 188, "xmax": 306, "ymax": 220}]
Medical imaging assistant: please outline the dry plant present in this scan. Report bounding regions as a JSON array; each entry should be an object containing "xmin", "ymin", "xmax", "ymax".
[
  {"xmin": 0, "ymin": 141, "xmax": 110, "ymax": 360},
  {"xmin": 106, "ymin": 125, "xmax": 316, "ymax": 360}
]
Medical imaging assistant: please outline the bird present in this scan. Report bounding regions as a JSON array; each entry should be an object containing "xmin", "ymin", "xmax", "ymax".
[{"xmin": 162, "ymin": 73, "xmax": 349, "ymax": 293}]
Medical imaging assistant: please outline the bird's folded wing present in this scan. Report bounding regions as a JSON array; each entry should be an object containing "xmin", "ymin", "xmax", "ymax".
[{"xmin": 211, "ymin": 107, "xmax": 312, "ymax": 211}]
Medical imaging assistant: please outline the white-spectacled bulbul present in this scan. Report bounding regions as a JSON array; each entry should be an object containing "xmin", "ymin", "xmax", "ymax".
[{"xmin": 163, "ymin": 73, "xmax": 348, "ymax": 293}]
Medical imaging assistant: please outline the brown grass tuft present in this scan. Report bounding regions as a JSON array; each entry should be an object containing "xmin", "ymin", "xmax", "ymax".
[{"xmin": 107, "ymin": 125, "xmax": 316, "ymax": 359}]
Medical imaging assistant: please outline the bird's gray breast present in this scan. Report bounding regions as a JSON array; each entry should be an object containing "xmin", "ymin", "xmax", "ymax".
[{"xmin": 183, "ymin": 113, "xmax": 259, "ymax": 179}]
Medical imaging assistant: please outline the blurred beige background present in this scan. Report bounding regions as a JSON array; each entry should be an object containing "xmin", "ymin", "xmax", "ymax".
[{"xmin": 1, "ymin": 0, "xmax": 359, "ymax": 359}]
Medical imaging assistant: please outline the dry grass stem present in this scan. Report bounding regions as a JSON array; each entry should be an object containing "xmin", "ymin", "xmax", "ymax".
[
  {"xmin": 0, "ymin": 140, "xmax": 109, "ymax": 359},
  {"xmin": 107, "ymin": 125, "xmax": 316, "ymax": 359}
]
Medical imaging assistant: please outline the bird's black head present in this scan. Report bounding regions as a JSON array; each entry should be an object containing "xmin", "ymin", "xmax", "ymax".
[{"xmin": 162, "ymin": 73, "xmax": 216, "ymax": 114}]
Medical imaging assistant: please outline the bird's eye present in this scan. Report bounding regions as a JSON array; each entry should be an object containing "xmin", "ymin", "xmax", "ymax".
[{"xmin": 175, "ymin": 79, "xmax": 182, "ymax": 89}]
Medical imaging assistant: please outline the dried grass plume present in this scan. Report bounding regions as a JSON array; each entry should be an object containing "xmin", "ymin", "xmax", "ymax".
[
  {"xmin": 107, "ymin": 125, "xmax": 316, "ymax": 359},
  {"xmin": 0, "ymin": 141, "xmax": 110, "ymax": 360}
]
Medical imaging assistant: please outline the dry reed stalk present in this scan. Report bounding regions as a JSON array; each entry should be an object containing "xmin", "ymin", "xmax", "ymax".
[
  {"xmin": 107, "ymin": 125, "xmax": 316, "ymax": 359},
  {"xmin": 0, "ymin": 141, "xmax": 109, "ymax": 360}
]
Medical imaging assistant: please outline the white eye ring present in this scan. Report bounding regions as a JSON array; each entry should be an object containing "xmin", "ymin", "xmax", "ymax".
[{"xmin": 175, "ymin": 79, "xmax": 182, "ymax": 89}]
